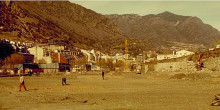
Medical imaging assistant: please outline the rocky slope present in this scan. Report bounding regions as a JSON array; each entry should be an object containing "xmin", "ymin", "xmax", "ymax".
[{"xmin": 0, "ymin": 1, "xmax": 126, "ymax": 51}]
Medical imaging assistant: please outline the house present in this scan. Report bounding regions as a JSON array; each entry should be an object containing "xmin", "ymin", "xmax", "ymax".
[
  {"xmin": 51, "ymin": 53, "xmax": 67, "ymax": 63},
  {"xmin": 209, "ymin": 48, "xmax": 215, "ymax": 51},
  {"xmin": 71, "ymin": 64, "xmax": 86, "ymax": 72},
  {"xmin": 39, "ymin": 63, "xmax": 58, "ymax": 73},
  {"xmin": 91, "ymin": 65, "xmax": 101, "ymax": 71},
  {"xmin": 17, "ymin": 53, "xmax": 34, "ymax": 64},
  {"xmin": 216, "ymin": 45, "xmax": 220, "ymax": 49},
  {"xmin": 101, "ymin": 53, "xmax": 114, "ymax": 60},
  {"xmin": 39, "ymin": 63, "xmax": 70, "ymax": 73},
  {"xmin": 115, "ymin": 53, "xmax": 124, "ymax": 61},
  {"xmin": 81, "ymin": 49, "xmax": 94, "ymax": 62},
  {"xmin": 157, "ymin": 54, "xmax": 174, "ymax": 60},
  {"xmin": 28, "ymin": 45, "xmax": 52, "ymax": 63},
  {"xmin": 136, "ymin": 54, "xmax": 144, "ymax": 62},
  {"xmin": 13, "ymin": 64, "xmax": 41, "ymax": 74},
  {"xmin": 23, "ymin": 41, "xmax": 34, "ymax": 48},
  {"xmin": 81, "ymin": 49, "xmax": 103, "ymax": 62}
]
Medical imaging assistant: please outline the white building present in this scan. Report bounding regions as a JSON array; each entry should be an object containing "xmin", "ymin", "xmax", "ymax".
[
  {"xmin": 216, "ymin": 45, "xmax": 220, "ymax": 49},
  {"xmin": 28, "ymin": 45, "xmax": 52, "ymax": 63},
  {"xmin": 157, "ymin": 50, "xmax": 194, "ymax": 61},
  {"xmin": 115, "ymin": 53, "xmax": 124, "ymax": 61},
  {"xmin": 144, "ymin": 58, "xmax": 155, "ymax": 62},
  {"xmin": 157, "ymin": 54, "xmax": 175, "ymax": 61},
  {"xmin": 209, "ymin": 48, "xmax": 215, "ymax": 51},
  {"xmin": 175, "ymin": 50, "xmax": 194, "ymax": 57},
  {"xmin": 136, "ymin": 54, "xmax": 144, "ymax": 62},
  {"xmin": 81, "ymin": 49, "xmax": 95, "ymax": 62}
]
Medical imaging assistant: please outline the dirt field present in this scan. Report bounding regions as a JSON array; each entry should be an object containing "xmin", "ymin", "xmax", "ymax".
[{"xmin": 1, "ymin": 72, "xmax": 220, "ymax": 110}]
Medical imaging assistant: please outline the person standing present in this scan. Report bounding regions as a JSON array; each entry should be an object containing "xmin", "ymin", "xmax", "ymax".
[
  {"xmin": 102, "ymin": 71, "xmax": 105, "ymax": 80},
  {"xmin": 19, "ymin": 74, "xmax": 27, "ymax": 91},
  {"xmin": 62, "ymin": 78, "xmax": 66, "ymax": 86}
]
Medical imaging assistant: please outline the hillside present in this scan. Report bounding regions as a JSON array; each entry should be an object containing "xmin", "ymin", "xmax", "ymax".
[
  {"xmin": 1, "ymin": 1, "xmax": 220, "ymax": 55},
  {"xmin": 106, "ymin": 11, "xmax": 220, "ymax": 49},
  {"xmin": 0, "ymin": 1, "xmax": 126, "ymax": 51}
]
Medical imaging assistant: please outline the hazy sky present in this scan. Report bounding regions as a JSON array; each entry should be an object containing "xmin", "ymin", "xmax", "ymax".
[{"xmin": 71, "ymin": 1, "xmax": 220, "ymax": 31}]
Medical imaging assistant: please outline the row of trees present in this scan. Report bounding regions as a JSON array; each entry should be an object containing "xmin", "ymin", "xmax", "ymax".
[
  {"xmin": 4, "ymin": 54, "xmax": 125, "ymax": 68},
  {"xmin": 69, "ymin": 57, "xmax": 125, "ymax": 70},
  {"xmin": 96, "ymin": 58, "xmax": 124, "ymax": 70}
]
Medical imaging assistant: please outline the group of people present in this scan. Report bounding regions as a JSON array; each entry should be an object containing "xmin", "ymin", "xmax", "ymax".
[{"xmin": 18, "ymin": 70, "xmax": 106, "ymax": 91}]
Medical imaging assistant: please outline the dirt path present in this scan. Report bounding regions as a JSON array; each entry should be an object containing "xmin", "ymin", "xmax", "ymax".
[{"xmin": 0, "ymin": 72, "xmax": 220, "ymax": 110}]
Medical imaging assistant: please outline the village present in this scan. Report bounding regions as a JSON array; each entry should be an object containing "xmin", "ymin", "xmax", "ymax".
[{"xmin": 1, "ymin": 38, "xmax": 213, "ymax": 75}]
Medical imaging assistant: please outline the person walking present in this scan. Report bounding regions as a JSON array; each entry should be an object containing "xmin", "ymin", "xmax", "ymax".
[
  {"xmin": 19, "ymin": 74, "xmax": 27, "ymax": 91},
  {"xmin": 102, "ymin": 71, "xmax": 105, "ymax": 80}
]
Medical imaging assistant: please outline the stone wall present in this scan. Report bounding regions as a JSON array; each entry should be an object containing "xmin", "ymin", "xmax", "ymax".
[
  {"xmin": 204, "ymin": 57, "xmax": 220, "ymax": 71},
  {"xmin": 153, "ymin": 61, "xmax": 196, "ymax": 72},
  {"xmin": 144, "ymin": 57, "xmax": 220, "ymax": 73}
]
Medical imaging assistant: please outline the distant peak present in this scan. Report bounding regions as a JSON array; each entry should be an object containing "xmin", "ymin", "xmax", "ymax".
[{"xmin": 158, "ymin": 11, "xmax": 175, "ymax": 15}]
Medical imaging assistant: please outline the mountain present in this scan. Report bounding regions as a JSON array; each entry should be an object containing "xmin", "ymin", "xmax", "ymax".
[
  {"xmin": 0, "ymin": 1, "xmax": 126, "ymax": 51},
  {"xmin": 106, "ymin": 11, "xmax": 220, "ymax": 49},
  {"xmin": 1, "ymin": 1, "xmax": 219, "ymax": 55}
]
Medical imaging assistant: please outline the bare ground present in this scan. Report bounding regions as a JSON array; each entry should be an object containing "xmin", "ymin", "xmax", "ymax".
[{"xmin": 1, "ymin": 72, "xmax": 220, "ymax": 110}]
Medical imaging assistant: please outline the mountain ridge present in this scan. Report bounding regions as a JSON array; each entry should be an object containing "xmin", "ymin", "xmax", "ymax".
[{"xmin": 106, "ymin": 11, "xmax": 220, "ymax": 48}]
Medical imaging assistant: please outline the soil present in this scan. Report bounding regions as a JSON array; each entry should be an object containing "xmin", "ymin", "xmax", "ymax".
[{"xmin": 0, "ymin": 72, "xmax": 220, "ymax": 110}]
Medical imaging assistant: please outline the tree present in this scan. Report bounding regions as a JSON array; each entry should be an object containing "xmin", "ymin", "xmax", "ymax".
[
  {"xmin": 150, "ymin": 52, "xmax": 157, "ymax": 58},
  {"xmin": 6, "ymin": 53, "xmax": 24, "ymax": 68},
  {"xmin": 78, "ymin": 56, "xmax": 88, "ymax": 65},
  {"xmin": 145, "ymin": 54, "xmax": 149, "ymax": 60},
  {"xmin": 38, "ymin": 59, "xmax": 47, "ymax": 64},
  {"xmin": 96, "ymin": 59, "xmax": 106, "ymax": 67},
  {"xmin": 0, "ymin": 42, "xmax": 15, "ymax": 60},
  {"xmin": 114, "ymin": 60, "xmax": 124, "ymax": 68},
  {"xmin": 51, "ymin": 57, "xmax": 59, "ymax": 63},
  {"xmin": 106, "ymin": 58, "xmax": 114, "ymax": 69}
]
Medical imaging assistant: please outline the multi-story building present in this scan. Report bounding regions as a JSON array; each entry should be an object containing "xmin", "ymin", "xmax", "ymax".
[{"xmin": 136, "ymin": 54, "xmax": 144, "ymax": 62}]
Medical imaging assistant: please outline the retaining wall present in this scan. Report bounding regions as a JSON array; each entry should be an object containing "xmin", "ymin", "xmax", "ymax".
[
  {"xmin": 153, "ymin": 61, "xmax": 196, "ymax": 72},
  {"xmin": 204, "ymin": 57, "xmax": 220, "ymax": 71}
]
